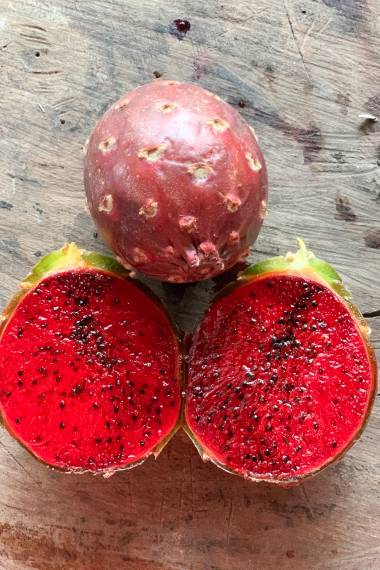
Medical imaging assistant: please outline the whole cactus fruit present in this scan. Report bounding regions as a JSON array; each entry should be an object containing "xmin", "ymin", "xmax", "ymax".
[{"xmin": 84, "ymin": 80, "xmax": 268, "ymax": 282}]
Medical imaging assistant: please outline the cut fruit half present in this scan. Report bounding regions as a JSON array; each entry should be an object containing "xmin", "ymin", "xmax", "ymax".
[
  {"xmin": 185, "ymin": 240, "xmax": 377, "ymax": 484},
  {"xmin": 0, "ymin": 244, "xmax": 181, "ymax": 475}
]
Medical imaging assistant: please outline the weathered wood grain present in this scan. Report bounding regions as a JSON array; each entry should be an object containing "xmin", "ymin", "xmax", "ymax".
[{"xmin": 0, "ymin": 0, "xmax": 379, "ymax": 568}]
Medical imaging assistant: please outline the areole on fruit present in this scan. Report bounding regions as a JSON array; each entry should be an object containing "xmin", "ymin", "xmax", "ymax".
[
  {"xmin": 185, "ymin": 240, "xmax": 377, "ymax": 485},
  {"xmin": 0, "ymin": 244, "xmax": 181, "ymax": 476}
]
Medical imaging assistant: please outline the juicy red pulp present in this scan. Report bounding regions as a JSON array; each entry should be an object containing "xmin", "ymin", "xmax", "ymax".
[
  {"xmin": 186, "ymin": 274, "xmax": 373, "ymax": 480},
  {"xmin": 0, "ymin": 269, "xmax": 180, "ymax": 471}
]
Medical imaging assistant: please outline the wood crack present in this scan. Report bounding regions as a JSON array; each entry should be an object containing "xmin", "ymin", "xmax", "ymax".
[{"xmin": 363, "ymin": 310, "xmax": 380, "ymax": 319}]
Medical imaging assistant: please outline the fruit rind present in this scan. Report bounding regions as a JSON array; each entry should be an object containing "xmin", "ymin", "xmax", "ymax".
[
  {"xmin": 0, "ymin": 243, "xmax": 181, "ymax": 476},
  {"xmin": 185, "ymin": 239, "xmax": 377, "ymax": 486}
]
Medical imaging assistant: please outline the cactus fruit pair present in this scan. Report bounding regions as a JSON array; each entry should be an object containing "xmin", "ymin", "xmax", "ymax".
[{"xmin": 0, "ymin": 242, "xmax": 376, "ymax": 484}]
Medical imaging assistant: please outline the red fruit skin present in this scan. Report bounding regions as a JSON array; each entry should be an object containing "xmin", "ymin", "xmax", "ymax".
[
  {"xmin": 185, "ymin": 271, "xmax": 377, "ymax": 485},
  {"xmin": 0, "ymin": 253, "xmax": 181, "ymax": 475},
  {"xmin": 84, "ymin": 80, "xmax": 268, "ymax": 283}
]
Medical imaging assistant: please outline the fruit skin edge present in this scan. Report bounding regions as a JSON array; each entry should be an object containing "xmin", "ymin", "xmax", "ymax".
[
  {"xmin": 184, "ymin": 239, "xmax": 378, "ymax": 487},
  {"xmin": 0, "ymin": 243, "xmax": 183, "ymax": 478}
]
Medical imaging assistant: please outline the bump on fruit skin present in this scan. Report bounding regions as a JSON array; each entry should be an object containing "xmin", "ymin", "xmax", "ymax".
[
  {"xmin": 0, "ymin": 244, "xmax": 182, "ymax": 476},
  {"xmin": 184, "ymin": 240, "xmax": 377, "ymax": 486},
  {"xmin": 84, "ymin": 80, "xmax": 268, "ymax": 283}
]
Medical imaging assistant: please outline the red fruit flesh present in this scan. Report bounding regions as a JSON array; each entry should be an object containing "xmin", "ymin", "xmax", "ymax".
[
  {"xmin": 0, "ymin": 269, "xmax": 180, "ymax": 472},
  {"xmin": 186, "ymin": 274, "xmax": 375, "ymax": 482},
  {"xmin": 84, "ymin": 80, "xmax": 268, "ymax": 282}
]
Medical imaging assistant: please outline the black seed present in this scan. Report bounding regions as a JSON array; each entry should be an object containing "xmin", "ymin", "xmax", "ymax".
[
  {"xmin": 295, "ymin": 445, "xmax": 302, "ymax": 452},
  {"xmin": 265, "ymin": 448, "xmax": 271, "ymax": 456},
  {"xmin": 113, "ymin": 297, "xmax": 120, "ymax": 304},
  {"xmin": 92, "ymin": 402, "xmax": 99, "ymax": 410},
  {"xmin": 282, "ymin": 455, "xmax": 289, "ymax": 463},
  {"xmin": 313, "ymin": 421, "xmax": 319, "ymax": 430},
  {"xmin": 17, "ymin": 380, "xmax": 23, "ymax": 387},
  {"xmin": 32, "ymin": 379, "xmax": 38, "ymax": 386},
  {"xmin": 17, "ymin": 327, "xmax": 24, "ymax": 338},
  {"xmin": 244, "ymin": 453, "xmax": 251, "ymax": 460},
  {"xmin": 140, "ymin": 440, "xmax": 145, "ymax": 447},
  {"xmin": 59, "ymin": 421, "xmax": 65, "ymax": 429},
  {"xmin": 38, "ymin": 367, "xmax": 47, "ymax": 375},
  {"xmin": 95, "ymin": 437, "xmax": 102, "ymax": 444},
  {"xmin": 284, "ymin": 383, "xmax": 295, "ymax": 392},
  {"xmin": 116, "ymin": 435, "xmax": 121, "ymax": 442},
  {"xmin": 55, "ymin": 376, "xmax": 61, "ymax": 383},
  {"xmin": 331, "ymin": 441, "xmax": 337, "ymax": 448},
  {"xmin": 139, "ymin": 387, "xmax": 145, "ymax": 394},
  {"xmin": 270, "ymin": 373, "xmax": 278, "ymax": 385},
  {"xmin": 132, "ymin": 413, "xmax": 138, "ymax": 421},
  {"xmin": 114, "ymin": 406, "xmax": 119, "ymax": 413},
  {"xmin": 72, "ymin": 384, "xmax": 83, "ymax": 396},
  {"xmin": 105, "ymin": 421, "xmax": 111, "ymax": 428},
  {"xmin": 273, "ymin": 405, "xmax": 279, "ymax": 412},
  {"xmin": 15, "ymin": 418, "xmax": 21, "ymax": 424},
  {"xmin": 251, "ymin": 455, "xmax": 258, "ymax": 462},
  {"xmin": 59, "ymin": 400, "xmax": 65, "ymax": 409},
  {"xmin": 75, "ymin": 315, "xmax": 93, "ymax": 327},
  {"xmin": 311, "ymin": 300, "xmax": 318, "ymax": 307},
  {"xmin": 107, "ymin": 437, "xmax": 112, "ymax": 444}
]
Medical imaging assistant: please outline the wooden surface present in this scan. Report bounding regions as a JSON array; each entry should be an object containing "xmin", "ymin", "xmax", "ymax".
[{"xmin": 0, "ymin": 0, "xmax": 379, "ymax": 568}]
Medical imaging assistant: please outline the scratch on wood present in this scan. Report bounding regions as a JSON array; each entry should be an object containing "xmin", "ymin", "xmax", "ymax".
[
  {"xmin": 158, "ymin": 495, "xmax": 165, "ymax": 542},
  {"xmin": 299, "ymin": 20, "xmax": 315, "ymax": 54},
  {"xmin": 299, "ymin": 486, "xmax": 315, "ymax": 520},
  {"xmin": 226, "ymin": 499, "xmax": 233, "ymax": 546},
  {"xmin": 0, "ymin": 441, "xmax": 41, "ymax": 487},
  {"xmin": 23, "ymin": 24, "xmax": 47, "ymax": 33},
  {"xmin": 189, "ymin": 453, "xmax": 195, "ymax": 515},
  {"xmin": 283, "ymin": 0, "xmax": 312, "ymax": 84},
  {"xmin": 313, "ymin": 16, "xmax": 333, "ymax": 40},
  {"xmin": 31, "ymin": 70, "xmax": 62, "ymax": 75}
]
